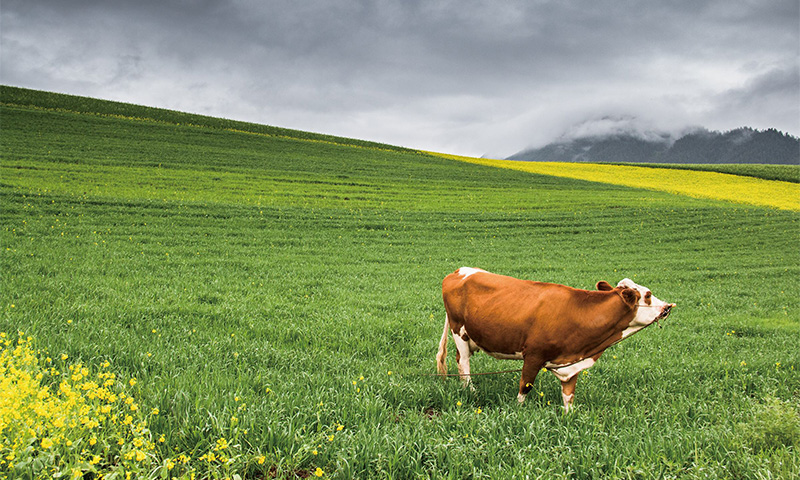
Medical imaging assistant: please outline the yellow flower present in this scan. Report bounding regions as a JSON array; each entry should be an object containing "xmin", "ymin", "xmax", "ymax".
[
  {"xmin": 456, "ymin": 401, "xmax": 462, "ymax": 407},
  {"xmin": 314, "ymin": 467, "xmax": 325, "ymax": 477},
  {"xmin": 151, "ymin": 407, "xmax": 159, "ymax": 415},
  {"xmin": 129, "ymin": 378, "xmax": 137, "ymax": 387},
  {"xmin": 41, "ymin": 438, "xmax": 53, "ymax": 449},
  {"xmin": 257, "ymin": 455, "xmax": 266, "ymax": 464}
]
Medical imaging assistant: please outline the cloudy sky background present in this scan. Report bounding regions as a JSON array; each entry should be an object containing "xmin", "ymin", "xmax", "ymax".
[{"xmin": 2, "ymin": 0, "xmax": 798, "ymax": 157}]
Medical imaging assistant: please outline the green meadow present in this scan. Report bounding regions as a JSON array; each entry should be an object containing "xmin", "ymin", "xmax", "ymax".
[{"xmin": 1, "ymin": 86, "xmax": 798, "ymax": 479}]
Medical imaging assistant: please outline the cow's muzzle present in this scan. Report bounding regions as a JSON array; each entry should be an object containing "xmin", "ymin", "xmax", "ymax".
[{"xmin": 656, "ymin": 303, "xmax": 675, "ymax": 322}]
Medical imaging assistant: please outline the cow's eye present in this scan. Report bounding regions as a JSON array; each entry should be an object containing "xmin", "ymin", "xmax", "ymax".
[{"xmin": 645, "ymin": 292, "xmax": 652, "ymax": 304}]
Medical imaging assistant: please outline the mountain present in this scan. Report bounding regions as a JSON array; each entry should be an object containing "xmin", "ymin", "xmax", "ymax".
[{"xmin": 509, "ymin": 127, "xmax": 800, "ymax": 165}]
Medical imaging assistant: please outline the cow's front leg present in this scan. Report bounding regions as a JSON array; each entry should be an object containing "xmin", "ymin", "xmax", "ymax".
[
  {"xmin": 560, "ymin": 375, "xmax": 578, "ymax": 413},
  {"xmin": 517, "ymin": 356, "xmax": 545, "ymax": 403}
]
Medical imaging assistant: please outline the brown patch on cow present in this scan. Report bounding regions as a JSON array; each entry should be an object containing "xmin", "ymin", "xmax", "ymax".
[{"xmin": 620, "ymin": 287, "xmax": 640, "ymax": 307}]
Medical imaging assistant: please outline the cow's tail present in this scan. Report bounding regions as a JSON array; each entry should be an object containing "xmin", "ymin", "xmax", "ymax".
[{"xmin": 436, "ymin": 314, "xmax": 450, "ymax": 376}]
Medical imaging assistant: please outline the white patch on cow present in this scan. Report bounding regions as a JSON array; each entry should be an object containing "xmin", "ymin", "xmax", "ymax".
[
  {"xmin": 617, "ymin": 278, "xmax": 674, "ymax": 328},
  {"xmin": 545, "ymin": 357, "xmax": 596, "ymax": 382},
  {"xmin": 561, "ymin": 393, "xmax": 575, "ymax": 412},
  {"xmin": 458, "ymin": 267, "xmax": 486, "ymax": 278},
  {"xmin": 621, "ymin": 324, "xmax": 647, "ymax": 339},
  {"xmin": 517, "ymin": 392, "xmax": 527, "ymax": 403}
]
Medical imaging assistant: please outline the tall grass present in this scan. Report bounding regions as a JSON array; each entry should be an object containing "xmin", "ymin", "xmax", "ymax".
[{"xmin": 2, "ymin": 89, "xmax": 798, "ymax": 479}]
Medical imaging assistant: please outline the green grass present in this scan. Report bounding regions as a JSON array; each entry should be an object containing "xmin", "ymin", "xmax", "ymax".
[{"xmin": 2, "ymin": 87, "xmax": 799, "ymax": 479}]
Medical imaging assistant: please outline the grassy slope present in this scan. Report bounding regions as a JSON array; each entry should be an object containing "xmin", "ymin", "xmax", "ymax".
[{"xmin": 2, "ymin": 88, "xmax": 799, "ymax": 479}]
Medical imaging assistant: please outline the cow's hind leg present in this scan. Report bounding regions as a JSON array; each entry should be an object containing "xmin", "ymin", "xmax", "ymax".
[
  {"xmin": 560, "ymin": 375, "xmax": 578, "ymax": 413},
  {"xmin": 517, "ymin": 356, "xmax": 545, "ymax": 403},
  {"xmin": 452, "ymin": 329, "xmax": 473, "ymax": 388}
]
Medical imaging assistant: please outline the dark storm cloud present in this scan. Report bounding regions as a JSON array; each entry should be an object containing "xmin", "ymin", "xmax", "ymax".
[{"xmin": 2, "ymin": 0, "xmax": 798, "ymax": 156}]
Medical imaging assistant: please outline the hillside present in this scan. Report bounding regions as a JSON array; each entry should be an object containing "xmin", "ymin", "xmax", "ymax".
[
  {"xmin": 510, "ymin": 126, "xmax": 800, "ymax": 165},
  {"xmin": 2, "ymin": 87, "xmax": 799, "ymax": 480}
]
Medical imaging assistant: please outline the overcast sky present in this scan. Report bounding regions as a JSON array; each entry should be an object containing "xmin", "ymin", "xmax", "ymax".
[{"xmin": 2, "ymin": 1, "xmax": 798, "ymax": 157}]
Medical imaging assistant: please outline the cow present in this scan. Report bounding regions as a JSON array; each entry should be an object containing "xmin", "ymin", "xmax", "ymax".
[{"xmin": 436, "ymin": 267, "xmax": 675, "ymax": 412}]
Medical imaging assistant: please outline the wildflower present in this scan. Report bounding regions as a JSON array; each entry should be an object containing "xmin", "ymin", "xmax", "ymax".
[
  {"xmin": 151, "ymin": 407, "xmax": 159, "ymax": 415},
  {"xmin": 740, "ymin": 361, "xmax": 747, "ymax": 367},
  {"xmin": 129, "ymin": 378, "xmax": 137, "ymax": 387},
  {"xmin": 215, "ymin": 437, "xmax": 229, "ymax": 451},
  {"xmin": 475, "ymin": 408, "xmax": 482, "ymax": 414},
  {"xmin": 387, "ymin": 370, "xmax": 392, "ymax": 376},
  {"xmin": 257, "ymin": 455, "xmax": 267, "ymax": 464},
  {"xmin": 41, "ymin": 438, "xmax": 54, "ymax": 449},
  {"xmin": 314, "ymin": 467, "xmax": 325, "ymax": 477},
  {"xmin": 456, "ymin": 401, "xmax": 462, "ymax": 407}
]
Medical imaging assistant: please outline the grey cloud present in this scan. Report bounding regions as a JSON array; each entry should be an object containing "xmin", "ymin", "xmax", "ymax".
[{"xmin": 2, "ymin": 0, "xmax": 798, "ymax": 156}]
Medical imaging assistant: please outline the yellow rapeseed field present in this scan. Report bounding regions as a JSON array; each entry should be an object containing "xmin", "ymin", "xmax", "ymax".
[{"xmin": 430, "ymin": 153, "xmax": 799, "ymax": 211}]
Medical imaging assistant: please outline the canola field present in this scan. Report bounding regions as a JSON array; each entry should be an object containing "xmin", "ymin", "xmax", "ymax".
[
  {"xmin": 430, "ymin": 153, "xmax": 799, "ymax": 211},
  {"xmin": 1, "ymin": 86, "xmax": 799, "ymax": 479}
]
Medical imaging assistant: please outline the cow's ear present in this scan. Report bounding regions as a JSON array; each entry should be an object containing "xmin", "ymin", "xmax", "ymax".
[
  {"xmin": 620, "ymin": 288, "xmax": 640, "ymax": 307},
  {"xmin": 596, "ymin": 281, "xmax": 613, "ymax": 291}
]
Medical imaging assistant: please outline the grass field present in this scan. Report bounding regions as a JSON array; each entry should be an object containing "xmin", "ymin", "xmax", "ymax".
[{"xmin": 2, "ymin": 86, "xmax": 799, "ymax": 479}]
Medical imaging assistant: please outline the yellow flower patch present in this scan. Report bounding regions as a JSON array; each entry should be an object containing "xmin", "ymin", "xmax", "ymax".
[{"xmin": 430, "ymin": 153, "xmax": 800, "ymax": 211}]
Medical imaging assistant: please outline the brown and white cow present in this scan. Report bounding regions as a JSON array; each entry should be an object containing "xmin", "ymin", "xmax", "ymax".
[{"xmin": 436, "ymin": 267, "xmax": 675, "ymax": 411}]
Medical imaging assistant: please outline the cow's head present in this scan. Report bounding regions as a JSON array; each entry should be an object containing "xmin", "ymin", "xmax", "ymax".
[{"xmin": 597, "ymin": 278, "xmax": 675, "ymax": 327}]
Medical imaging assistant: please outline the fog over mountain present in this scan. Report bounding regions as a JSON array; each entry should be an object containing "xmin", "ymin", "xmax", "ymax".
[{"xmin": 508, "ymin": 117, "xmax": 799, "ymax": 165}]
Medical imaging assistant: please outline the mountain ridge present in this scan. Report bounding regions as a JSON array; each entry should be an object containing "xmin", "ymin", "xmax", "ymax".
[{"xmin": 509, "ymin": 126, "xmax": 799, "ymax": 165}]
